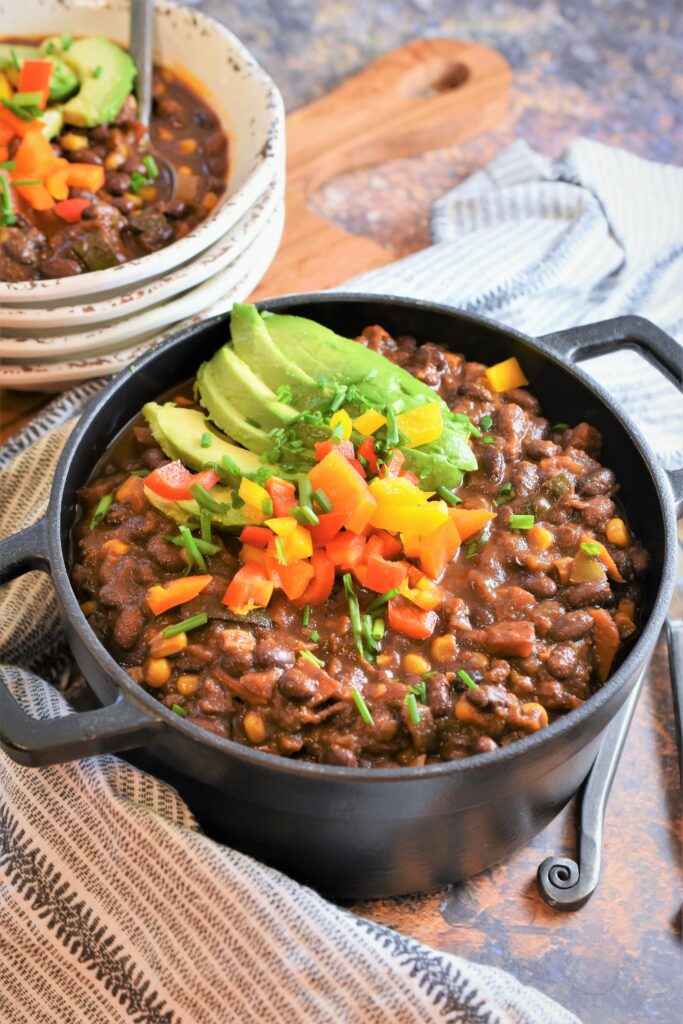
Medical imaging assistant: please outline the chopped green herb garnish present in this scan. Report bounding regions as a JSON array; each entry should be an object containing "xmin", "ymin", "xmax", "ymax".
[
  {"xmin": 199, "ymin": 509, "xmax": 212, "ymax": 544},
  {"xmin": 130, "ymin": 468, "xmax": 149, "ymax": 477},
  {"xmin": 494, "ymin": 482, "xmax": 515, "ymax": 506},
  {"xmin": 142, "ymin": 154, "xmax": 159, "ymax": 178},
  {"xmin": 1, "ymin": 97, "xmax": 41, "ymax": 121},
  {"xmin": 451, "ymin": 412, "xmax": 482, "ymax": 438},
  {"xmin": 509, "ymin": 514, "xmax": 534, "ymax": 530},
  {"xmin": 329, "ymin": 383, "xmax": 348, "ymax": 412},
  {"xmin": 45, "ymin": 41, "xmax": 56, "ymax": 54},
  {"xmin": 302, "ymin": 604, "xmax": 311, "ymax": 627},
  {"xmin": 0, "ymin": 173, "xmax": 15, "ymax": 227},
  {"xmin": 480, "ymin": 414, "xmax": 493, "ymax": 430},
  {"xmin": 190, "ymin": 482, "xmax": 227, "ymax": 514},
  {"xmin": 372, "ymin": 617, "xmax": 385, "ymax": 640},
  {"xmin": 171, "ymin": 704, "xmax": 188, "ymax": 718},
  {"xmin": 163, "ymin": 612, "xmax": 208, "ymax": 638},
  {"xmin": 10, "ymin": 48, "xmax": 20, "ymax": 71},
  {"xmin": 457, "ymin": 669, "xmax": 478, "ymax": 690},
  {"xmin": 274, "ymin": 537, "xmax": 286, "ymax": 565},
  {"xmin": 93, "ymin": 64, "xmax": 103, "ymax": 79},
  {"xmin": 330, "ymin": 420, "xmax": 345, "ymax": 442},
  {"xmin": 297, "ymin": 474, "xmax": 313, "ymax": 509},
  {"xmin": 61, "ymin": 32, "xmax": 73, "ymax": 50},
  {"xmin": 408, "ymin": 679, "xmax": 428, "ymax": 704},
  {"xmin": 352, "ymin": 688, "xmax": 374, "ymax": 726},
  {"xmin": 89, "ymin": 493, "xmax": 113, "ymax": 528},
  {"xmin": 313, "ymin": 488, "xmax": 332, "ymax": 513},
  {"xmin": 163, "ymin": 533, "xmax": 220, "ymax": 556},
  {"xmin": 343, "ymin": 573, "xmax": 365, "ymax": 660},
  {"xmin": 275, "ymin": 384, "xmax": 293, "ymax": 404},
  {"xmin": 292, "ymin": 504, "xmax": 320, "ymax": 526},
  {"xmin": 437, "ymin": 485, "xmax": 462, "ymax": 506},
  {"xmin": 245, "ymin": 417, "xmax": 261, "ymax": 428},
  {"xmin": 200, "ymin": 431, "xmax": 213, "ymax": 448},
  {"xmin": 580, "ymin": 541, "xmax": 602, "ymax": 556},
  {"xmin": 309, "ymin": 630, "xmax": 320, "ymax": 643},
  {"xmin": 405, "ymin": 692, "xmax": 420, "ymax": 725},
  {"xmin": 551, "ymin": 423, "xmax": 570, "ymax": 433},
  {"xmin": 129, "ymin": 170, "xmax": 147, "ymax": 194},
  {"xmin": 12, "ymin": 179, "xmax": 43, "ymax": 187},
  {"xmin": 261, "ymin": 497, "xmax": 274, "ymax": 516},
  {"xmin": 385, "ymin": 406, "xmax": 399, "ymax": 447},
  {"xmin": 0, "ymin": 160, "xmax": 16, "ymax": 171},
  {"xmin": 362, "ymin": 613, "xmax": 380, "ymax": 654},
  {"xmin": 480, "ymin": 435, "xmax": 496, "ymax": 445},
  {"xmin": 464, "ymin": 539, "xmax": 483, "ymax": 560},
  {"xmin": 366, "ymin": 587, "xmax": 400, "ymax": 615},
  {"xmin": 11, "ymin": 91, "xmax": 44, "ymax": 108},
  {"xmin": 231, "ymin": 491, "xmax": 245, "ymax": 508},
  {"xmin": 299, "ymin": 648, "xmax": 325, "ymax": 668},
  {"xmin": 179, "ymin": 524, "xmax": 207, "ymax": 572}
]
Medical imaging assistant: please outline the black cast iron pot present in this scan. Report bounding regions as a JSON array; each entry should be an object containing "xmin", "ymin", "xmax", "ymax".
[{"xmin": 1, "ymin": 295, "xmax": 681, "ymax": 899}]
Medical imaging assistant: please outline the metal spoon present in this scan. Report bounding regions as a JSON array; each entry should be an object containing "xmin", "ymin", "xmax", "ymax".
[{"xmin": 129, "ymin": 0, "xmax": 176, "ymax": 195}]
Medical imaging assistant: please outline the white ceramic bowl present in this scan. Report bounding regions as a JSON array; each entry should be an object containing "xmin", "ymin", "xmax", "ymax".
[{"xmin": 0, "ymin": 0, "xmax": 284, "ymax": 304}]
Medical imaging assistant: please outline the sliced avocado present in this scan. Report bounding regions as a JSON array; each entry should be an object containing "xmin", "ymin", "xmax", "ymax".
[
  {"xmin": 60, "ymin": 37, "xmax": 136, "ymax": 127},
  {"xmin": 0, "ymin": 43, "xmax": 79, "ymax": 103},
  {"xmin": 230, "ymin": 303, "xmax": 316, "ymax": 398},
  {"xmin": 208, "ymin": 345, "xmax": 298, "ymax": 431},
  {"xmin": 144, "ymin": 484, "xmax": 251, "ymax": 533},
  {"xmin": 196, "ymin": 358, "xmax": 273, "ymax": 455},
  {"xmin": 142, "ymin": 403, "xmax": 264, "ymax": 482}
]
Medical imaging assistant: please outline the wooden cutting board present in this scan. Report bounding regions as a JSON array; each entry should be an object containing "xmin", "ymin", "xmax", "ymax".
[{"xmin": 0, "ymin": 38, "xmax": 510, "ymax": 443}]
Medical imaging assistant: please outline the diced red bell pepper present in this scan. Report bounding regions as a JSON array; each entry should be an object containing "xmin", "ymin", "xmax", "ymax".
[
  {"xmin": 381, "ymin": 449, "xmax": 405, "ymax": 477},
  {"xmin": 347, "ymin": 457, "xmax": 367, "ymax": 479},
  {"xmin": 293, "ymin": 549, "xmax": 335, "ymax": 607},
  {"xmin": 53, "ymin": 197, "xmax": 91, "ymax": 223},
  {"xmin": 266, "ymin": 476, "xmax": 297, "ymax": 517},
  {"xmin": 18, "ymin": 60, "xmax": 53, "ymax": 109},
  {"xmin": 357, "ymin": 437, "xmax": 380, "ymax": 477},
  {"xmin": 239, "ymin": 525, "xmax": 273, "ymax": 549},
  {"xmin": 315, "ymin": 438, "xmax": 355, "ymax": 462},
  {"xmin": 326, "ymin": 531, "xmax": 367, "ymax": 569},
  {"xmin": 307, "ymin": 510, "xmax": 349, "ymax": 546},
  {"xmin": 222, "ymin": 562, "xmax": 273, "ymax": 614},
  {"xmin": 399, "ymin": 470, "xmax": 420, "ymax": 486},
  {"xmin": 366, "ymin": 530, "xmax": 403, "ymax": 560},
  {"xmin": 387, "ymin": 597, "xmax": 438, "ymax": 639},
  {"xmin": 266, "ymin": 557, "xmax": 315, "ymax": 601},
  {"xmin": 145, "ymin": 460, "xmax": 219, "ymax": 502},
  {"xmin": 363, "ymin": 555, "xmax": 408, "ymax": 593}
]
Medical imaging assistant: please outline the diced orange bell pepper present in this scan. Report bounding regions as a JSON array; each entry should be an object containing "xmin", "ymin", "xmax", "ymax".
[
  {"xmin": 387, "ymin": 597, "xmax": 438, "ymax": 639},
  {"xmin": 419, "ymin": 515, "xmax": 461, "ymax": 579},
  {"xmin": 266, "ymin": 476, "xmax": 297, "ymax": 517},
  {"xmin": 14, "ymin": 183, "xmax": 54, "ymax": 210},
  {"xmin": 588, "ymin": 608, "xmax": 620, "ymax": 682},
  {"xmin": 326, "ymin": 531, "xmax": 366, "ymax": 569},
  {"xmin": 267, "ymin": 557, "xmax": 315, "ymax": 601},
  {"xmin": 45, "ymin": 167, "xmax": 69, "ymax": 200},
  {"xmin": 294, "ymin": 549, "xmax": 336, "ymax": 607},
  {"xmin": 307, "ymin": 511, "xmax": 349, "ymax": 546},
  {"xmin": 308, "ymin": 448, "xmax": 377, "ymax": 534},
  {"xmin": 239, "ymin": 543, "xmax": 268, "ymax": 567},
  {"xmin": 147, "ymin": 575, "xmax": 212, "ymax": 615},
  {"xmin": 18, "ymin": 60, "xmax": 53, "ymax": 108},
  {"xmin": 14, "ymin": 129, "xmax": 58, "ymax": 178},
  {"xmin": 0, "ymin": 107, "xmax": 43, "ymax": 138},
  {"xmin": 222, "ymin": 562, "xmax": 273, "ymax": 615},
  {"xmin": 368, "ymin": 530, "xmax": 403, "ymax": 560},
  {"xmin": 64, "ymin": 162, "xmax": 105, "ymax": 192},
  {"xmin": 448, "ymin": 507, "xmax": 496, "ymax": 542},
  {"xmin": 363, "ymin": 555, "xmax": 408, "ymax": 593}
]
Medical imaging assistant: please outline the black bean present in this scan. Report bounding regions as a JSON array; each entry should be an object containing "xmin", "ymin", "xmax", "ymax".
[
  {"xmin": 518, "ymin": 573, "xmax": 557, "ymax": 599},
  {"xmin": 548, "ymin": 610, "xmax": 594, "ymax": 641},
  {"xmin": 563, "ymin": 579, "xmax": 613, "ymax": 608},
  {"xmin": 105, "ymin": 172, "xmax": 131, "ymax": 196},
  {"xmin": 578, "ymin": 468, "xmax": 616, "ymax": 496},
  {"xmin": 279, "ymin": 668, "xmax": 319, "ymax": 701},
  {"xmin": 524, "ymin": 439, "xmax": 560, "ymax": 460},
  {"xmin": 39, "ymin": 256, "xmax": 82, "ymax": 278},
  {"xmin": 579, "ymin": 496, "xmax": 616, "ymax": 529},
  {"xmin": 473, "ymin": 736, "xmax": 498, "ymax": 753},
  {"xmin": 426, "ymin": 674, "xmax": 452, "ymax": 716},
  {"xmin": 546, "ymin": 643, "xmax": 579, "ymax": 679},
  {"xmin": 512, "ymin": 460, "xmax": 540, "ymax": 497},
  {"xmin": 460, "ymin": 381, "xmax": 493, "ymax": 402},
  {"xmin": 506, "ymin": 389, "xmax": 540, "ymax": 413},
  {"xmin": 478, "ymin": 445, "xmax": 505, "ymax": 485}
]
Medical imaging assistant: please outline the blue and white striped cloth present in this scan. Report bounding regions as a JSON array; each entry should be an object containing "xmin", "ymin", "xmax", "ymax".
[{"xmin": 347, "ymin": 138, "xmax": 683, "ymax": 469}]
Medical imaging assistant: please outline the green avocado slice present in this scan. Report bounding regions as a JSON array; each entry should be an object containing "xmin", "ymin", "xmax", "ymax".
[
  {"xmin": 0, "ymin": 43, "xmax": 79, "ymax": 103},
  {"xmin": 59, "ymin": 37, "xmax": 136, "ymax": 127},
  {"xmin": 230, "ymin": 303, "xmax": 316, "ymax": 399},
  {"xmin": 142, "ymin": 403, "xmax": 264, "ymax": 483},
  {"xmin": 143, "ymin": 484, "xmax": 251, "ymax": 532},
  {"xmin": 196, "ymin": 357, "xmax": 273, "ymax": 455},
  {"xmin": 213, "ymin": 345, "xmax": 299, "ymax": 430}
]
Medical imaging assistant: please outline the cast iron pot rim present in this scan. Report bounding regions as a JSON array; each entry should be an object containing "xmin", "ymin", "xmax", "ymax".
[{"xmin": 50, "ymin": 291, "xmax": 677, "ymax": 782}]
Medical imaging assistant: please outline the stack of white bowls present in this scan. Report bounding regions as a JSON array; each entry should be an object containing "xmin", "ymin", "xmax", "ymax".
[{"xmin": 0, "ymin": 0, "xmax": 285, "ymax": 391}]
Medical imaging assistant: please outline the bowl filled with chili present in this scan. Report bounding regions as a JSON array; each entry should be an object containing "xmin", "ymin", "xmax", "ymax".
[
  {"xmin": 0, "ymin": 0, "xmax": 284, "ymax": 305},
  {"xmin": 0, "ymin": 294, "xmax": 680, "ymax": 898}
]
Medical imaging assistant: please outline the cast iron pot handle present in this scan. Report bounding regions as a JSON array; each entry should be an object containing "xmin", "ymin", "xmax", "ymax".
[
  {"xmin": 537, "ymin": 315, "xmax": 683, "ymax": 516},
  {"xmin": 537, "ymin": 671, "xmax": 645, "ymax": 910},
  {"xmin": 0, "ymin": 520, "xmax": 161, "ymax": 767}
]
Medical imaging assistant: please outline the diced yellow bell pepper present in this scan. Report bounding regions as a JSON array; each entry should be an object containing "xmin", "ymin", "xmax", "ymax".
[
  {"xmin": 485, "ymin": 357, "xmax": 528, "ymax": 393},
  {"xmin": 281, "ymin": 525, "xmax": 313, "ymax": 563},
  {"xmin": 369, "ymin": 476, "xmax": 431, "ymax": 505},
  {"xmin": 399, "ymin": 577, "xmax": 444, "ymax": 611},
  {"xmin": 400, "ymin": 532, "xmax": 423, "ymax": 558},
  {"xmin": 353, "ymin": 408, "xmax": 387, "ymax": 436},
  {"xmin": 329, "ymin": 408, "xmax": 353, "ymax": 440},
  {"xmin": 0, "ymin": 72, "xmax": 13, "ymax": 102},
  {"xmin": 265, "ymin": 516, "xmax": 298, "ymax": 537},
  {"xmin": 239, "ymin": 477, "xmax": 270, "ymax": 511},
  {"xmin": 370, "ymin": 500, "xmax": 449, "ymax": 533},
  {"xmin": 396, "ymin": 402, "xmax": 443, "ymax": 448}
]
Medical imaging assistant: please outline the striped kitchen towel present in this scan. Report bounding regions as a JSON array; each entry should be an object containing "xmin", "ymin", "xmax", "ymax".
[{"xmin": 2, "ymin": 134, "xmax": 682, "ymax": 1024}]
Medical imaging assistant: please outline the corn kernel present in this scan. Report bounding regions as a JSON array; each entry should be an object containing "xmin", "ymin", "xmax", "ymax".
[
  {"xmin": 329, "ymin": 408, "xmax": 353, "ymax": 440},
  {"xmin": 521, "ymin": 702, "xmax": 549, "ymax": 730},
  {"xmin": 466, "ymin": 651, "xmax": 489, "ymax": 671},
  {"xmin": 79, "ymin": 600, "xmax": 98, "ymax": 616},
  {"xmin": 138, "ymin": 184, "xmax": 157, "ymax": 203},
  {"xmin": 157, "ymin": 126, "xmax": 173, "ymax": 142},
  {"xmin": 104, "ymin": 150, "xmax": 126, "ymax": 170},
  {"xmin": 431, "ymin": 633, "xmax": 457, "ymax": 663},
  {"xmin": 149, "ymin": 631, "xmax": 188, "ymax": 658},
  {"xmin": 177, "ymin": 674, "xmax": 200, "ymax": 697},
  {"xmin": 527, "ymin": 525, "xmax": 553, "ymax": 553},
  {"xmin": 144, "ymin": 658, "xmax": 172, "ymax": 688},
  {"xmin": 60, "ymin": 132, "xmax": 89, "ymax": 152},
  {"xmin": 243, "ymin": 711, "xmax": 267, "ymax": 744},
  {"xmin": 124, "ymin": 192, "xmax": 143, "ymax": 208},
  {"xmin": 179, "ymin": 137, "xmax": 198, "ymax": 154},
  {"xmin": 102, "ymin": 539, "xmax": 130, "ymax": 556},
  {"xmin": 202, "ymin": 191, "xmax": 218, "ymax": 210},
  {"xmin": 178, "ymin": 165, "xmax": 194, "ymax": 176},
  {"xmin": 454, "ymin": 698, "xmax": 484, "ymax": 725},
  {"xmin": 605, "ymin": 517, "xmax": 630, "ymax": 547},
  {"xmin": 403, "ymin": 653, "xmax": 430, "ymax": 675}
]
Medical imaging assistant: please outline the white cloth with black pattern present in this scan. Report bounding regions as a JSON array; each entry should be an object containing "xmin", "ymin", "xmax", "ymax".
[{"xmin": 4, "ymin": 133, "xmax": 683, "ymax": 1023}]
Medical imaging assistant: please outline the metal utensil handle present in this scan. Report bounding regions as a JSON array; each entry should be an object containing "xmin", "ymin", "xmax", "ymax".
[
  {"xmin": 0, "ymin": 520, "xmax": 159, "ymax": 766},
  {"xmin": 536, "ymin": 315, "xmax": 683, "ymax": 516},
  {"xmin": 130, "ymin": 0, "xmax": 154, "ymax": 127},
  {"xmin": 537, "ymin": 673, "xmax": 645, "ymax": 910},
  {"xmin": 667, "ymin": 620, "xmax": 683, "ymax": 788}
]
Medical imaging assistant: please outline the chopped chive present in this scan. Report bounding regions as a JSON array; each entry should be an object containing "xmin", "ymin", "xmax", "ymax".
[
  {"xmin": 275, "ymin": 383, "xmax": 293, "ymax": 404},
  {"xmin": 580, "ymin": 541, "xmax": 602, "ymax": 556},
  {"xmin": 313, "ymin": 488, "xmax": 332, "ymax": 513},
  {"xmin": 451, "ymin": 412, "xmax": 482, "ymax": 438},
  {"xmin": 457, "ymin": 669, "xmax": 478, "ymax": 690},
  {"xmin": 200, "ymin": 509, "xmax": 212, "ymax": 544},
  {"xmin": 480, "ymin": 435, "xmax": 496, "ymax": 445},
  {"xmin": 299, "ymin": 648, "xmax": 325, "ymax": 668},
  {"xmin": 164, "ymin": 533, "xmax": 220, "ymax": 556},
  {"xmin": 0, "ymin": 160, "xmax": 16, "ymax": 171},
  {"xmin": 385, "ymin": 407, "xmax": 399, "ymax": 446},
  {"xmin": 372, "ymin": 617, "xmax": 385, "ymax": 640},
  {"xmin": 129, "ymin": 170, "xmax": 146, "ymax": 194},
  {"xmin": 494, "ymin": 482, "xmax": 515, "ymax": 506},
  {"xmin": 551, "ymin": 423, "xmax": 569, "ymax": 433},
  {"xmin": 261, "ymin": 497, "xmax": 274, "ymax": 516},
  {"xmin": 366, "ymin": 587, "xmax": 400, "ymax": 615},
  {"xmin": 190, "ymin": 482, "xmax": 227, "ymax": 514},
  {"xmin": 480, "ymin": 414, "xmax": 493, "ymax": 430},
  {"xmin": 343, "ymin": 572, "xmax": 365, "ymax": 660},
  {"xmin": 10, "ymin": 48, "xmax": 20, "ymax": 70},
  {"xmin": 221, "ymin": 453, "xmax": 242, "ymax": 476},
  {"xmin": 142, "ymin": 154, "xmax": 159, "ymax": 178},
  {"xmin": 464, "ymin": 539, "xmax": 483, "ymax": 560},
  {"xmin": 245, "ymin": 417, "xmax": 261, "ymax": 428},
  {"xmin": 12, "ymin": 179, "xmax": 43, "ymax": 186},
  {"xmin": 274, "ymin": 537, "xmax": 286, "ymax": 565},
  {"xmin": 163, "ymin": 612, "xmax": 208, "ymax": 638},
  {"xmin": 329, "ymin": 384, "xmax": 347, "ymax": 412},
  {"xmin": 171, "ymin": 703, "xmax": 188, "ymax": 718},
  {"xmin": 362, "ymin": 613, "xmax": 380, "ymax": 653},
  {"xmin": 45, "ymin": 41, "xmax": 56, "ymax": 54},
  {"xmin": 93, "ymin": 64, "xmax": 103, "ymax": 79},
  {"xmin": 0, "ymin": 174, "xmax": 16, "ymax": 226},
  {"xmin": 297, "ymin": 474, "xmax": 313, "ymax": 509},
  {"xmin": 90, "ymin": 493, "xmax": 113, "ymax": 528},
  {"xmin": 437, "ymin": 485, "xmax": 462, "ymax": 506},
  {"xmin": 509, "ymin": 514, "xmax": 534, "ymax": 530},
  {"xmin": 302, "ymin": 604, "xmax": 311, "ymax": 627},
  {"xmin": 309, "ymin": 630, "xmax": 320, "ymax": 643},
  {"xmin": 352, "ymin": 688, "xmax": 374, "ymax": 726},
  {"xmin": 292, "ymin": 505, "xmax": 319, "ymax": 526},
  {"xmin": 60, "ymin": 32, "xmax": 73, "ymax": 49},
  {"xmin": 406, "ymin": 692, "xmax": 420, "ymax": 724},
  {"xmin": 231, "ymin": 491, "xmax": 245, "ymax": 508},
  {"xmin": 130, "ymin": 468, "xmax": 149, "ymax": 477},
  {"xmin": 179, "ymin": 524, "xmax": 207, "ymax": 572},
  {"xmin": 200, "ymin": 431, "xmax": 213, "ymax": 448},
  {"xmin": 409, "ymin": 679, "xmax": 428, "ymax": 704},
  {"xmin": 11, "ymin": 91, "xmax": 44, "ymax": 108}
]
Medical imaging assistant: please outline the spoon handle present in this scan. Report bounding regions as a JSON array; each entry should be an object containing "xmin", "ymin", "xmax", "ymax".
[{"xmin": 130, "ymin": 0, "xmax": 154, "ymax": 127}]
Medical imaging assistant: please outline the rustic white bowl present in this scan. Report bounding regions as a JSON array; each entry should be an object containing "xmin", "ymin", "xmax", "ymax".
[{"xmin": 0, "ymin": 0, "xmax": 284, "ymax": 304}]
